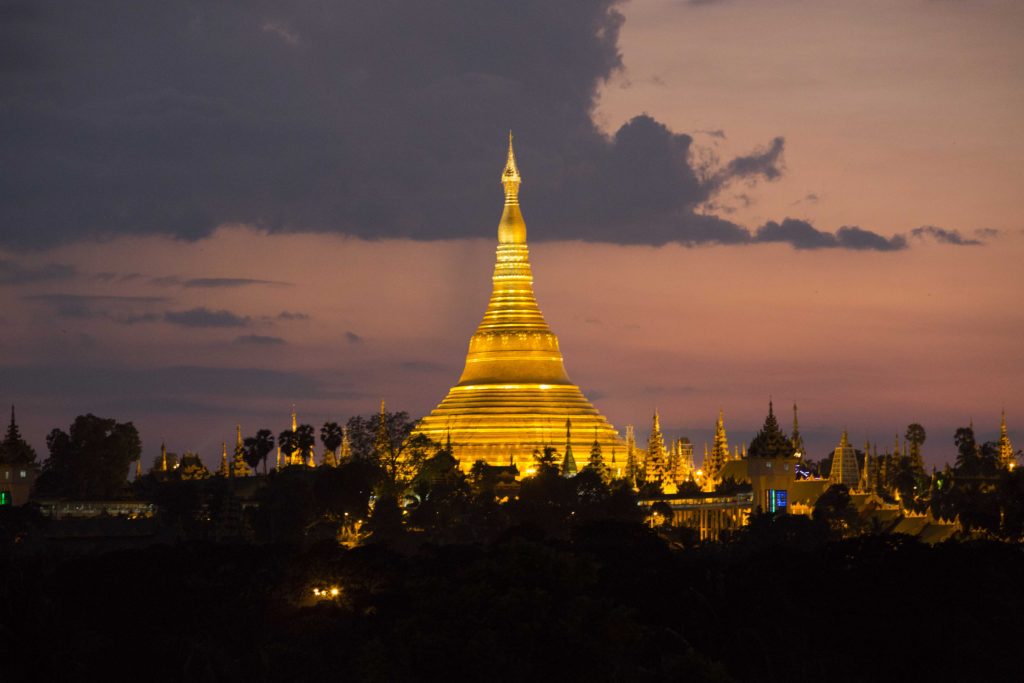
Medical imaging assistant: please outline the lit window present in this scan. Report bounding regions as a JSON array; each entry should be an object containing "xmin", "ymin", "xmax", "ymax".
[
  {"xmin": 0, "ymin": 491, "xmax": 9, "ymax": 506},
  {"xmin": 19, "ymin": 470, "xmax": 26, "ymax": 478}
]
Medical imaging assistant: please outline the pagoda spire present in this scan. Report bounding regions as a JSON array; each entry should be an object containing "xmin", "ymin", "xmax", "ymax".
[
  {"xmin": 411, "ymin": 135, "xmax": 624, "ymax": 467},
  {"xmin": 562, "ymin": 417, "xmax": 577, "ymax": 477},
  {"xmin": 861, "ymin": 438, "xmax": 872, "ymax": 491},
  {"xmin": 645, "ymin": 410, "xmax": 667, "ymax": 483},
  {"xmin": 160, "ymin": 442, "xmax": 168, "ymax": 472},
  {"xmin": 791, "ymin": 403, "xmax": 806, "ymax": 457},
  {"xmin": 502, "ymin": 132, "xmax": 521, "ymax": 200},
  {"xmin": 219, "ymin": 442, "xmax": 229, "ymax": 477},
  {"xmin": 1000, "ymin": 410, "xmax": 1015, "ymax": 469}
]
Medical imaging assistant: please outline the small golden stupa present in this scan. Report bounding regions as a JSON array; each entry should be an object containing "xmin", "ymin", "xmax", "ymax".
[{"xmin": 413, "ymin": 134, "xmax": 624, "ymax": 469}]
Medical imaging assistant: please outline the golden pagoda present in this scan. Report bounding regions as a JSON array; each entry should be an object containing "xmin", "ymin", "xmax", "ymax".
[{"xmin": 413, "ymin": 134, "xmax": 624, "ymax": 469}]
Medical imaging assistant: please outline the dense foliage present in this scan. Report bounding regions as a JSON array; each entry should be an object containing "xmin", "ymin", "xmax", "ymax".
[
  {"xmin": 35, "ymin": 414, "xmax": 140, "ymax": 499},
  {"xmin": 2, "ymin": 525, "xmax": 1023, "ymax": 681}
]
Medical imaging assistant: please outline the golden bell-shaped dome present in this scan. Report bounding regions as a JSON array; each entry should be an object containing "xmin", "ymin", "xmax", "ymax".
[{"xmin": 414, "ymin": 135, "xmax": 624, "ymax": 470}]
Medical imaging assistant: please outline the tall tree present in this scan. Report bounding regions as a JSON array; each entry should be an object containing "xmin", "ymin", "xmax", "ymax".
[
  {"xmin": 278, "ymin": 429, "xmax": 297, "ymax": 467},
  {"xmin": 320, "ymin": 421, "xmax": 343, "ymax": 466},
  {"xmin": 243, "ymin": 429, "xmax": 275, "ymax": 474},
  {"xmin": 345, "ymin": 407, "xmax": 435, "ymax": 487},
  {"xmin": 295, "ymin": 424, "xmax": 316, "ymax": 466},
  {"xmin": 905, "ymin": 423, "xmax": 926, "ymax": 469},
  {"xmin": 36, "ymin": 414, "xmax": 141, "ymax": 498}
]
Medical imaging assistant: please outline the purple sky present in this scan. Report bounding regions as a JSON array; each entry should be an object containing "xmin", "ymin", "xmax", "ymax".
[{"xmin": 2, "ymin": 0, "xmax": 1021, "ymax": 469}]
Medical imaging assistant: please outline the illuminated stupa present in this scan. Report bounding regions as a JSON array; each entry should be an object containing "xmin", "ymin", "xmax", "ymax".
[{"xmin": 414, "ymin": 135, "xmax": 624, "ymax": 469}]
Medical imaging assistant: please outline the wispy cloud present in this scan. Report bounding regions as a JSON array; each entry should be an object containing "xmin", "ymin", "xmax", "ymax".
[
  {"xmin": 164, "ymin": 307, "xmax": 250, "ymax": 328},
  {"xmin": 235, "ymin": 334, "xmax": 286, "ymax": 346},
  {"xmin": 753, "ymin": 219, "xmax": 907, "ymax": 251},
  {"xmin": 24, "ymin": 293, "xmax": 164, "ymax": 324},
  {"xmin": 911, "ymin": 225, "xmax": 982, "ymax": 246},
  {"xmin": 0, "ymin": 260, "xmax": 76, "ymax": 285},
  {"xmin": 152, "ymin": 276, "xmax": 291, "ymax": 288}
]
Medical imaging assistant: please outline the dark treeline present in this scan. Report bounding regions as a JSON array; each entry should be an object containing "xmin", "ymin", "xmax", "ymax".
[
  {"xmin": 2, "ymin": 526, "xmax": 1023, "ymax": 681},
  {"xmin": 3, "ymin": 411, "xmax": 1024, "ymax": 680}
]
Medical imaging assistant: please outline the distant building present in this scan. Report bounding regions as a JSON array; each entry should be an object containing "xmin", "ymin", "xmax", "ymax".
[
  {"xmin": 829, "ymin": 431, "xmax": 861, "ymax": 488},
  {"xmin": 0, "ymin": 406, "xmax": 40, "ymax": 506}
]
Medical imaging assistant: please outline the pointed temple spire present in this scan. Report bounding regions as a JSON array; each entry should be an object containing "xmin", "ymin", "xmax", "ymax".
[
  {"xmin": 561, "ymin": 418, "xmax": 577, "ymax": 477},
  {"xmin": 412, "ymin": 135, "xmax": 623, "ymax": 467},
  {"xmin": 791, "ymin": 403, "xmax": 806, "ymax": 457},
  {"xmin": 860, "ymin": 437, "xmax": 873, "ymax": 492},
  {"xmin": 645, "ymin": 410, "xmax": 667, "ymax": 484},
  {"xmin": 218, "ymin": 442, "xmax": 229, "ymax": 477},
  {"xmin": 231, "ymin": 424, "xmax": 252, "ymax": 477},
  {"xmin": 747, "ymin": 400, "xmax": 795, "ymax": 459},
  {"xmin": 1000, "ymin": 410, "xmax": 1016, "ymax": 470}
]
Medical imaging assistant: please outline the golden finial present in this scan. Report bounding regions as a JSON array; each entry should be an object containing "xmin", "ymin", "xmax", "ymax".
[
  {"xmin": 502, "ymin": 130, "xmax": 521, "ymax": 199},
  {"xmin": 497, "ymin": 131, "xmax": 528, "ymax": 244}
]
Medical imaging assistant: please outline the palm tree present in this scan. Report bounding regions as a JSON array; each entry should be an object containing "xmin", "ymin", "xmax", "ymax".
[
  {"xmin": 244, "ymin": 429, "xmax": 275, "ymax": 475},
  {"xmin": 321, "ymin": 421, "xmax": 343, "ymax": 464},
  {"xmin": 296, "ymin": 423, "xmax": 316, "ymax": 466},
  {"xmin": 278, "ymin": 429, "xmax": 297, "ymax": 468}
]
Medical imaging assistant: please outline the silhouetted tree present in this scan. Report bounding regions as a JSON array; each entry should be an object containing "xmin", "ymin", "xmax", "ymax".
[
  {"xmin": 278, "ymin": 428, "xmax": 297, "ymax": 467},
  {"xmin": 812, "ymin": 483, "xmax": 861, "ymax": 535},
  {"xmin": 35, "ymin": 414, "xmax": 141, "ymax": 499},
  {"xmin": 320, "ymin": 421, "xmax": 343, "ymax": 460},
  {"xmin": 905, "ymin": 423, "xmax": 926, "ymax": 465},
  {"xmin": 243, "ymin": 429, "xmax": 275, "ymax": 474},
  {"xmin": 295, "ymin": 424, "xmax": 316, "ymax": 466}
]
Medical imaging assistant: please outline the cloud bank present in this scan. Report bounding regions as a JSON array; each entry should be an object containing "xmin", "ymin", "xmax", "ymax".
[{"xmin": 1, "ymin": 1, "xmax": 910, "ymax": 251}]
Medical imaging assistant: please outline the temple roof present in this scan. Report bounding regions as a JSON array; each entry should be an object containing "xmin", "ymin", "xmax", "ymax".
[{"xmin": 747, "ymin": 401, "xmax": 796, "ymax": 459}]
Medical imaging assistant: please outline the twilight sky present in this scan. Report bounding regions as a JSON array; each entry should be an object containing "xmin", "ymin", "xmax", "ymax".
[{"xmin": 2, "ymin": 0, "xmax": 1021, "ymax": 469}]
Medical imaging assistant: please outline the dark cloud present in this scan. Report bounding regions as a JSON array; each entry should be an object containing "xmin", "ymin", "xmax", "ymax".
[
  {"xmin": 184, "ymin": 277, "xmax": 290, "ymax": 288},
  {"xmin": 153, "ymin": 276, "xmax": 291, "ymax": 288},
  {"xmin": 234, "ymin": 334, "xmax": 286, "ymax": 346},
  {"xmin": 0, "ymin": 260, "xmax": 75, "ymax": 285},
  {"xmin": 716, "ymin": 137, "xmax": 785, "ymax": 184},
  {"xmin": 0, "ymin": 364, "xmax": 324, "ymax": 399},
  {"xmin": 164, "ymin": 307, "xmax": 250, "ymax": 328},
  {"xmin": 911, "ymin": 225, "xmax": 983, "ymax": 246},
  {"xmin": 344, "ymin": 331, "xmax": 363, "ymax": 344},
  {"xmin": 278, "ymin": 311, "xmax": 310, "ymax": 321},
  {"xmin": 25, "ymin": 293, "xmax": 164, "ymax": 323},
  {"xmin": 753, "ymin": 219, "xmax": 906, "ymax": 251},
  {"xmin": 0, "ymin": 1, "xmax": 905, "ymax": 251},
  {"xmin": 974, "ymin": 228, "xmax": 999, "ymax": 238},
  {"xmin": 697, "ymin": 129, "xmax": 727, "ymax": 139},
  {"xmin": 835, "ymin": 226, "xmax": 907, "ymax": 251},
  {"xmin": 93, "ymin": 271, "xmax": 142, "ymax": 283}
]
